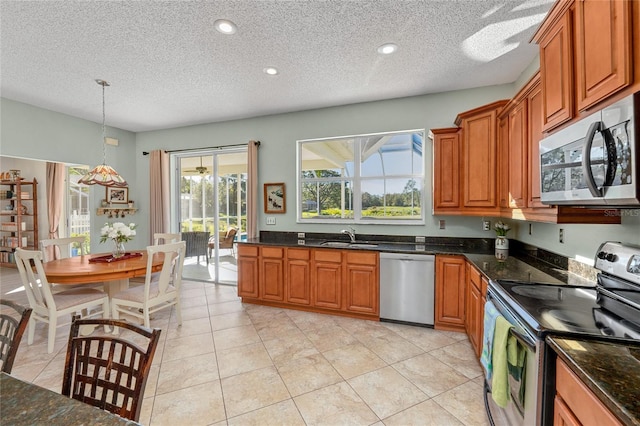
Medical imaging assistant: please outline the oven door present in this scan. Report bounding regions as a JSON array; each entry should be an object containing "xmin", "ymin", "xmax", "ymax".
[{"xmin": 484, "ymin": 289, "xmax": 540, "ymax": 426}]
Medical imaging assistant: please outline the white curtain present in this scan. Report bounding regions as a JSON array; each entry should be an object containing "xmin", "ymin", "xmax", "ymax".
[
  {"xmin": 149, "ymin": 150, "xmax": 170, "ymax": 244},
  {"xmin": 246, "ymin": 140, "xmax": 260, "ymax": 239},
  {"xmin": 46, "ymin": 162, "xmax": 66, "ymax": 260}
]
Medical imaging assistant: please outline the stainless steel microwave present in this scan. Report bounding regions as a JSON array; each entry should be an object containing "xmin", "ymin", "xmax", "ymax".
[{"xmin": 539, "ymin": 92, "xmax": 640, "ymax": 207}]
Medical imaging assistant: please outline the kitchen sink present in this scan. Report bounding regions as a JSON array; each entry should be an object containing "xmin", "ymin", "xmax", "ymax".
[
  {"xmin": 320, "ymin": 241, "xmax": 378, "ymax": 248},
  {"xmin": 348, "ymin": 243, "xmax": 378, "ymax": 248}
]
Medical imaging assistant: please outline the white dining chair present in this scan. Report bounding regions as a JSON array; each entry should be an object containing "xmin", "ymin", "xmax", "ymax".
[
  {"xmin": 111, "ymin": 241, "xmax": 186, "ymax": 328},
  {"xmin": 153, "ymin": 233, "xmax": 181, "ymax": 245},
  {"xmin": 14, "ymin": 248, "xmax": 110, "ymax": 353},
  {"xmin": 39, "ymin": 236, "xmax": 87, "ymax": 262}
]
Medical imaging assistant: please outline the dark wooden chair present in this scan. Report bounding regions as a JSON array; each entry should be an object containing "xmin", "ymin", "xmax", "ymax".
[
  {"xmin": 0, "ymin": 299, "xmax": 32, "ymax": 374},
  {"xmin": 62, "ymin": 317, "xmax": 161, "ymax": 422},
  {"xmin": 208, "ymin": 227, "xmax": 237, "ymax": 257},
  {"xmin": 181, "ymin": 231, "xmax": 210, "ymax": 264}
]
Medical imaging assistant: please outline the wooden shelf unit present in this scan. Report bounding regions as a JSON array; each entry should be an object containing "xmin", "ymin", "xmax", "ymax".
[{"xmin": 0, "ymin": 179, "xmax": 38, "ymax": 266}]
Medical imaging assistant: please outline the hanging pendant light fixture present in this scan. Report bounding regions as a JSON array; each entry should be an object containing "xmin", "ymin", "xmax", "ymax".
[{"xmin": 78, "ymin": 79, "xmax": 128, "ymax": 187}]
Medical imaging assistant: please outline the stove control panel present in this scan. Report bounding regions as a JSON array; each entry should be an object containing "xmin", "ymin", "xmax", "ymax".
[{"xmin": 595, "ymin": 241, "xmax": 640, "ymax": 284}]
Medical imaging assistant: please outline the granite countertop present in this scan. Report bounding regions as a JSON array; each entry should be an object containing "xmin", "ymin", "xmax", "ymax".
[{"xmin": 547, "ymin": 337, "xmax": 640, "ymax": 426}]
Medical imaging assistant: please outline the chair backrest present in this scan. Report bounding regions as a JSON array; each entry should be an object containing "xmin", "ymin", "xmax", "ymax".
[
  {"xmin": 181, "ymin": 231, "xmax": 210, "ymax": 257},
  {"xmin": 146, "ymin": 241, "xmax": 186, "ymax": 297},
  {"xmin": 14, "ymin": 248, "xmax": 56, "ymax": 317},
  {"xmin": 0, "ymin": 299, "xmax": 32, "ymax": 374},
  {"xmin": 62, "ymin": 318, "xmax": 161, "ymax": 422},
  {"xmin": 153, "ymin": 233, "xmax": 181, "ymax": 245},
  {"xmin": 220, "ymin": 228, "xmax": 237, "ymax": 249},
  {"xmin": 40, "ymin": 236, "xmax": 87, "ymax": 262}
]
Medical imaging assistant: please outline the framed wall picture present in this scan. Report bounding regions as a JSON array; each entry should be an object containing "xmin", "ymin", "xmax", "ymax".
[
  {"xmin": 264, "ymin": 183, "xmax": 286, "ymax": 213},
  {"xmin": 106, "ymin": 187, "xmax": 129, "ymax": 204}
]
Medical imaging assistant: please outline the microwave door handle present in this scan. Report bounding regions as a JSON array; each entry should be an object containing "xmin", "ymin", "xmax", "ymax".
[{"xmin": 582, "ymin": 121, "xmax": 604, "ymax": 197}]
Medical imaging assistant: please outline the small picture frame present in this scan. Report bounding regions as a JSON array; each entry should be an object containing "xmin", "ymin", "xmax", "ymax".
[
  {"xmin": 264, "ymin": 183, "xmax": 286, "ymax": 213},
  {"xmin": 106, "ymin": 187, "xmax": 129, "ymax": 204}
]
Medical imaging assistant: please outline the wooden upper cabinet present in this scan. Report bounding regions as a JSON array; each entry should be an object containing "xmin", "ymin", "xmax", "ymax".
[
  {"xmin": 432, "ymin": 128, "xmax": 461, "ymax": 212},
  {"xmin": 508, "ymin": 100, "xmax": 528, "ymax": 209},
  {"xmin": 456, "ymin": 100, "xmax": 508, "ymax": 211},
  {"xmin": 527, "ymin": 77, "xmax": 547, "ymax": 209},
  {"xmin": 497, "ymin": 115, "xmax": 510, "ymax": 209},
  {"xmin": 574, "ymin": 0, "xmax": 632, "ymax": 111},
  {"xmin": 537, "ymin": 6, "xmax": 574, "ymax": 131}
]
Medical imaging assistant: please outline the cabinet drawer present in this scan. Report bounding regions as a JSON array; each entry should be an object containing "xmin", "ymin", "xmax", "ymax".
[
  {"xmin": 467, "ymin": 263, "xmax": 482, "ymax": 291},
  {"xmin": 345, "ymin": 251, "xmax": 378, "ymax": 266},
  {"xmin": 237, "ymin": 245, "xmax": 259, "ymax": 257},
  {"xmin": 313, "ymin": 249, "xmax": 342, "ymax": 263},
  {"xmin": 287, "ymin": 248, "xmax": 310, "ymax": 260},
  {"xmin": 261, "ymin": 246, "xmax": 284, "ymax": 258}
]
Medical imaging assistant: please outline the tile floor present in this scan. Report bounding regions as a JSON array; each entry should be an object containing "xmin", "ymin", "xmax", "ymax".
[{"xmin": 1, "ymin": 267, "xmax": 490, "ymax": 426}]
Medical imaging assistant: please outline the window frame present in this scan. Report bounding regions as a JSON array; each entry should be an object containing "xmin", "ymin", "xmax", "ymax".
[{"xmin": 296, "ymin": 129, "xmax": 426, "ymax": 225}]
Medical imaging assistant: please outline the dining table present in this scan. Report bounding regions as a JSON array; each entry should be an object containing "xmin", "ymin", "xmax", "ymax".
[{"xmin": 0, "ymin": 372, "xmax": 141, "ymax": 425}]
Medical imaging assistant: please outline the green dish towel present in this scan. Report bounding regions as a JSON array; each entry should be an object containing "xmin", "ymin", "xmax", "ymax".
[{"xmin": 491, "ymin": 315, "xmax": 513, "ymax": 408}]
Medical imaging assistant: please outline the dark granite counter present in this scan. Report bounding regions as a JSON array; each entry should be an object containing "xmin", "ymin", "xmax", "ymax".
[
  {"xmin": 0, "ymin": 372, "xmax": 140, "ymax": 425},
  {"xmin": 547, "ymin": 337, "xmax": 640, "ymax": 426}
]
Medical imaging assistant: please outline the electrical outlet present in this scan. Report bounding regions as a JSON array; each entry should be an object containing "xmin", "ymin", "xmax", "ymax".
[
  {"xmin": 297, "ymin": 239, "xmax": 306, "ymax": 245},
  {"xmin": 483, "ymin": 220, "xmax": 491, "ymax": 231},
  {"xmin": 266, "ymin": 217, "xmax": 276, "ymax": 225},
  {"xmin": 439, "ymin": 219, "xmax": 446, "ymax": 229},
  {"xmin": 297, "ymin": 232, "xmax": 305, "ymax": 239},
  {"xmin": 559, "ymin": 228, "xmax": 564, "ymax": 243},
  {"xmin": 415, "ymin": 236, "xmax": 425, "ymax": 243},
  {"xmin": 415, "ymin": 244, "xmax": 426, "ymax": 251}
]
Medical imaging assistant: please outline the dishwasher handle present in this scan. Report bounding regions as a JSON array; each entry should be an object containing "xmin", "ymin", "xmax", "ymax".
[{"xmin": 379, "ymin": 252, "xmax": 435, "ymax": 262}]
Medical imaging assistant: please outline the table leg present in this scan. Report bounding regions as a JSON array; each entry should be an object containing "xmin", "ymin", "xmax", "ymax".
[{"xmin": 79, "ymin": 278, "xmax": 131, "ymax": 336}]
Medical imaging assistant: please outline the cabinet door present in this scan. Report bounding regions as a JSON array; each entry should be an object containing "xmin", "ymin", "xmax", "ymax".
[
  {"xmin": 312, "ymin": 250, "xmax": 342, "ymax": 310},
  {"xmin": 432, "ymin": 128, "xmax": 461, "ymax": 210},
  {"xmin": 539, "ymin": 11, "xmax": 574, "ymax": 130},
  {"xmin": 466, "ymin": 263, "xmax": 483, "ymax": 358},
  {"xmin": 237, "ymin": 245, "xmax": 259, "ymax": 298},
  {"xmin": 527, "ymin": 78, "xmax": 548, "ymax": 209},
  {"xmin": 462, "ymin": 109, "xmax": 499, "ymax": 208},
  {"xmin": 497, "ymin": 115, "xmax": 510, "ymax": 209},
  {"xmin": 286, "ymin": 248, "xmax": 311, "ymax": 305},
  {"xmin": 260, "ymin": 247, "xmax": 284, "ymax": 301},
  {"xmin": 435, "ymin": 255, "xmax": 466, "ymax": 331},
  {"xmin": 344, "ymin": 252, "xmax": 379, "ymax": 315},
  {"xmin": 553, "ymin": 397, "xmax": 581, "ymax": 426},
  {"xmin": 575, "ymin": 0, "xmax": 632, "ymax": 111},
  {"xmin": 508, "ymin": 101, "xmax": 528, "ymax": 209}
]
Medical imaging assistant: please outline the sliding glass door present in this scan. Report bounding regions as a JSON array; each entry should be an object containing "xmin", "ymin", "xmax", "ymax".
[{"xmin": 176, "ymin": 149, "xmax": 247, "ymax": 285}]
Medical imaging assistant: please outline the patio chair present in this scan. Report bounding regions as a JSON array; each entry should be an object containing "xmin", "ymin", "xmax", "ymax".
[
  {"xmin": 0, "ymin": 299, "xmax": 32, "ymax": 373},
  {"xmin": 208, "ymin": 227, "xmax": 237, "ymax": 257},
  {"xmin": 181, "ymin": 231, "xmax": 209, "ymax": 264},
  {"xmin": 111, "ymin": 241, "xmax": 186, "ymax": 328},
  {"xmin": 62, "ymin": 317, "xmax": 161, "ymax": 422},
  {"xmin": 14, "ymin": 248, "xmax": 110, "ymax": 353}
]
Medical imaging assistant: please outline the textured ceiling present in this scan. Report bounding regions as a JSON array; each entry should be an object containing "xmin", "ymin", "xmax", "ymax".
[{"xmin": 0, "ymin": 0, "xmax": 553, "ymax": 133}]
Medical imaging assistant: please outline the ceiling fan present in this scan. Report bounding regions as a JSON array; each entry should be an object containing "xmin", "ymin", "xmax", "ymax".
[{"xmin": 183, "ymin": 157, "xmax": 210, "ymax": 175}]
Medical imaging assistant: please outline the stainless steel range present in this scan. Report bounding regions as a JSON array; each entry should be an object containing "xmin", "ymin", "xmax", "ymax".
[{"xmin": 484, "ymin": 242, "xmax": 640, "ymax": 425}]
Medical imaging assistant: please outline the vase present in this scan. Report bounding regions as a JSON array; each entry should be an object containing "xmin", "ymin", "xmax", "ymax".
[
  {"xmin": 495, "ymin": 236, "xmax": 509, "ymax": 261},
  {"xmin": 112, "ymin": 240, "xmax": 126, "ymax": 258}
]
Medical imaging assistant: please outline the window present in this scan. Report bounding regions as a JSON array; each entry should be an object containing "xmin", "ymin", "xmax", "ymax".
[
  {"xmin": 297, "ymin": 129, "xmax": 425, "ymax": 224},
  {"xmin": 67, "ymin": 166, "xmax": 91, "ymax": 253}
]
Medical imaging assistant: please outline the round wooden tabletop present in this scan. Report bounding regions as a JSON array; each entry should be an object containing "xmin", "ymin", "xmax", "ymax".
[{"xmin": 42, "ymin": 251, "xmax": 164, "ymax": 285}]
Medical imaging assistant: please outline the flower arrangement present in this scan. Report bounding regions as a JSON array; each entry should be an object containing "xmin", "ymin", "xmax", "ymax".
[
  {"xmin": 99, "ymin": 222, "xmax": 137, "ymax": 244},
  {"xmin": 494, "ymin": 221, "xmax": 511, "ymax": 237}
]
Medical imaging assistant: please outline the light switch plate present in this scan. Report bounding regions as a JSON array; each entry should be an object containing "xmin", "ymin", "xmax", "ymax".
[
  {"xmin": 415, "ymin": 236, "xmax": 426, "ymax": 243},
  {"xmin": 266, "ymin": 217, "xmax": 276, "ymax": 225},
  {"xmin": 439, "ymin": 220, "xmax": 446, "ymax": 229},
  {"xmin": 483, "ymin": 220, "xmax": 491, "ymax": 231}
]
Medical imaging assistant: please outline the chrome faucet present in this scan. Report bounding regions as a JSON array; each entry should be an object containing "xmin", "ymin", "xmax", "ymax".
[{"xmin": 341, "ymin": 227, "xmax": 356, "ymax": 243}]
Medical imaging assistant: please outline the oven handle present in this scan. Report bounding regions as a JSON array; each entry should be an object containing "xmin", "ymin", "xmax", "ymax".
[{"xmin": 510, "ymin": 328, "xmax": 536, "ymax": 353}]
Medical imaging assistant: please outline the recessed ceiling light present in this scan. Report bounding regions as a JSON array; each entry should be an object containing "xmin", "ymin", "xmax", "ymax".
[
  {"xmin": 263, "ymin": 67, "xmax": 278, "ymax": 75},
  {"xmin": 214, "ymin": 19, "xmax": 237, "ymax": 34},
  {"xmin": 377, "ymin": 43, "xmax": 398, "ymax": 55}
]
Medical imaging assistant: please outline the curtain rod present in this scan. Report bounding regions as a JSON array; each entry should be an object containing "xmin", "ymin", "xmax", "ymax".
[{"xmin": 143, "ymin": 140, "xmax": 260, "ymax": 155}]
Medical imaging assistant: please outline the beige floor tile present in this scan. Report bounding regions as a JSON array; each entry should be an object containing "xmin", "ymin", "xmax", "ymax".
[
  {"xmin": 144, "ymin": 364, "xmax": 161, "ymax": 397},
  {"xmin": 32, "ymin": 351, "xmax": 67, "ymax": 392},
  {"xmin": 253, "ymin": 315, "xmax": 300, "ymax": 341},
  {"xmin": 305, "ymin": 325, "xmax": 359, "ymax": 352},
  {"xmin": 169, "ymin": 304, "xmax": 211, "ymax": 322},
  {"xmin": 221, "ymin": 366, "xmax": 290, "ymax": 418},
  {"xmin": 383, "ymin": 399, "xmax": 465, "ymax": 425},
  {"xmin": 263, "ymin": 333, "xmax": 318, "ymax": 367},
  {"xmin": 180, "ymin": 286, "xmax": 207, "ymax": 299},
  {"xmin": 323, "ymin": 343, "xmax": 387, "ymax": 379},
  {"xmin": 151, "ymin": 381, "xmax": 226, "ymax": 426},
  {"xmin": 393, "ymin": 353, "xmax": 470, "ymax": 397},
  {"xmin": 208, "ymin": 300, "xmax": 245, "ymax": 316},
  {"xmin": 161, "ymin": 332, "xmax": 214, "ymax": 363},
  {"xmin": 210, "ymin": 310, "xmax": 252, "ymax": 331},
  {"xmin": 333, "ymin": 316, "xmax": 391, "ymax": 337},
  {"xmin": 139, "ymin": 396, "xmax": 154, "ymax": 426},
  {"xmin": 356, "ymin": 331, "xmax": 424, "ymax": 364},
  {"xmin": 156, "ymin": 352, "xmax": 219, "ymax": 395},
  {"xmin": 180, "ymin": 294, "xmax": 209, "ymax": 308},
  {"xmin": 227, "ymin": 399, "xmax": 305, "ymax": 426},
  {"xmin": 348, "ymin": 366, "xmax": 428, "ymax": 419},
  {"xmin": 286, "ymin": 310, "xmax": 338, "ymax": 332},
  {"xmin": 213, "ymin": 324, "xmax": 260, "ymax": 350},
  {"xmin": 428, "ymin": 340, "xmax": 483, "ymax": 379},
  {"xmin": 294, "ymin": 381, "xmax": 379, "ymax": 425},
  {"xmin": 217, "ymin": 342, "xmax": 273, "ymax": 378},
  {"xmin": 405, "ymin": 328, "xmax": 461, "ymax": 352},
  {"xmin": 165, "ymin": 316, "xmax": 212, "ymax": 340},
  {"xmin": 276, "ymin": 353, "xmax": 342, "ymax": 396},
  {"xmin": 433, "ymin": 381, "xmax": 490, "ymax": 426}
]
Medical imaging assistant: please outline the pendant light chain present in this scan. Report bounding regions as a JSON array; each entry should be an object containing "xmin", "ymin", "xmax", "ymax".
[{"xmin": 101, "ymin": 80, "xmax": 107, "ymax": 165}]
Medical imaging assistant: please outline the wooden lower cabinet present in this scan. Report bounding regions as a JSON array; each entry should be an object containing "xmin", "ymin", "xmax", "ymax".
[
  {"xmin": 238, "ymin": 244, "xmax": 379, "ymax": 320},
  {"xmin": 466, "ymin": 263, "xmax": 484, "ymax": 358},
  {"xmin": 237, "ymin": 245, "xmax": 259, "ymax": 298},
  {"xmin": 554, "ymin": 358, "xmax": 623, "ymax": 426},
  {"xmin": 344, "ymin": 251, "xmax": 379, "ymax": 315},
  {"xmin": 435, "ymin": 255, "xmax": 466, "ymax": 331}
]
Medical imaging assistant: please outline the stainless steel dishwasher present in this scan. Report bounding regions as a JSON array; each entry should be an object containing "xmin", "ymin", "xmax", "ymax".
[{"xmin": 379, "ymin": 252, "xmax": 435, "ymax": 326}]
